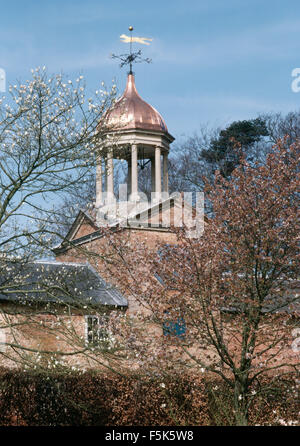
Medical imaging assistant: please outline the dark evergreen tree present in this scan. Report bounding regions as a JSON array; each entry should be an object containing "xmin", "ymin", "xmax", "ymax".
[{"xmin": 201, "ymin": 118, "xmax": 269, "ymax": 177}]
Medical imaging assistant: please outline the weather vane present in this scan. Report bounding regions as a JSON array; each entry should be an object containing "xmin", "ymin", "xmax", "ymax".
[{"xmin": 111, "ymin": 26, "xmax": 152, "ymax": 74}]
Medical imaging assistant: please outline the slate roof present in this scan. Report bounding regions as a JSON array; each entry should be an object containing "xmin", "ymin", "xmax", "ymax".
[{"xmin": 0, "ymin": 260, "xmax": 127, "ymax": 308}]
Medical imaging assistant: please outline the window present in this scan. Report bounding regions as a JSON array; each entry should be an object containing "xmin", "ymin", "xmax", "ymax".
[
  {"xmin": 85, "ymin": 315, "xmax": 110, "ymax": 347},
  {"xmin": 163, "ymin": 313, "xmax": 186, "ymax": 339}
]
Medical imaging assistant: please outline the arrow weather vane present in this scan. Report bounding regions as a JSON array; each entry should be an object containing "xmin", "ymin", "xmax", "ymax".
[{"xmin": 111, "ymin": 26, "xmax": 152, "ymax": 74}]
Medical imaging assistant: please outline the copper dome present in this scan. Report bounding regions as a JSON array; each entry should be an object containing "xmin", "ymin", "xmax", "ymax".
[{"xmin": 104, "ymin": 74, "xmax": 168, "ymax": 133}]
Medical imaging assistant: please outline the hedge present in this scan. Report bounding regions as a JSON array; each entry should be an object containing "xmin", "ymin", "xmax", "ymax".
[{"xmin": 0, "ymin": 368, "xmax": 298, "ymax": 426}]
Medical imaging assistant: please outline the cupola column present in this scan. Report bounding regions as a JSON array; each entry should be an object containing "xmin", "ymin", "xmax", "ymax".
[
  {"xmin": 163, "ymin": 153, "xmax": 168, "ymax": 194},
  {"xmin": 131, "ymin": 144, "xmax": 138, "ymax": 199},
  {"xmin": 151, "ymin": 157, "xmax": 155, "ymax": 193},
  {"xmin": 96, "ymin": 158, "xmax": 103, "ymax": 207},
  {"xmin": 127, "ymin": 158, "xmax": 132, "ymax": 196},
  {"xmin": 155, "ymin": 146, "xmax": 161, "ymax": 200},
  {"xmin": 107, "ymin": 149, "xmax": 114, "ymax": 202}
]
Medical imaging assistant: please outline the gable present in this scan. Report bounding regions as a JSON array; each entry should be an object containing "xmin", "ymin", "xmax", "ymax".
[
  {"xmin": 71, "ymin": 217, "xmax": 97, "ymax": 241},
  {"xmin": 64, "ymin": 210, "xmax": 98, "ymax": 243}
]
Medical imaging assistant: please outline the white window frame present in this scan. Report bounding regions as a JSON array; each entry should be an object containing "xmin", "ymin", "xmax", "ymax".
[{"xmin": 85, "ymin": 314, "xmax": 110, "ymax": 347}]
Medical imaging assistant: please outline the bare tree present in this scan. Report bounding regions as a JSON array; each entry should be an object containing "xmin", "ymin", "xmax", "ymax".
[
  {"xmin": 262, "ymin": 110, "xmax": 300, "ymax": 145},
  {"xmin": 103, "ymin": 141, "xmax": 300, "ymax": 425}
]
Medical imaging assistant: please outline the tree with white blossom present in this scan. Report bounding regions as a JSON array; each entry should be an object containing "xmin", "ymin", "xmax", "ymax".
[
  {"xmin": 0, "ymin": 67, "xmax": 126, "ymax": 372},
  {"xmin": 0, "ymin": 67, "xmax": 117, "ymax": 257}
]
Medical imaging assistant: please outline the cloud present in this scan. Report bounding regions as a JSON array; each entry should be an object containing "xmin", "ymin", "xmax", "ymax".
[
  {"xmin": 0, "ymin": 26, "xmax": 114, "ymax": 74},
  {"xmin": 150, "ymin": 19, "xmax": 300, "ymax": 69}
]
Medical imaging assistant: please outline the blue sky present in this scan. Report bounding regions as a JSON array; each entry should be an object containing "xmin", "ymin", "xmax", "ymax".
[{"xmin": 1, "ymin": 0, "xmax": 300, "ymax": 140}]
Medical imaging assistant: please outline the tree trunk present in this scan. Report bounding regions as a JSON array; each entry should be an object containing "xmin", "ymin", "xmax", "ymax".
[{"xmin": 234, "ymin": 381, "xmax": 248, "ymax": 426}]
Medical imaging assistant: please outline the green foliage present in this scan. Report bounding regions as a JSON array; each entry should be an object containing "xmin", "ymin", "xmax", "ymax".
[{"xmin": 201, "ymin": 118, "xmax": 268, "ymax": 177}]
